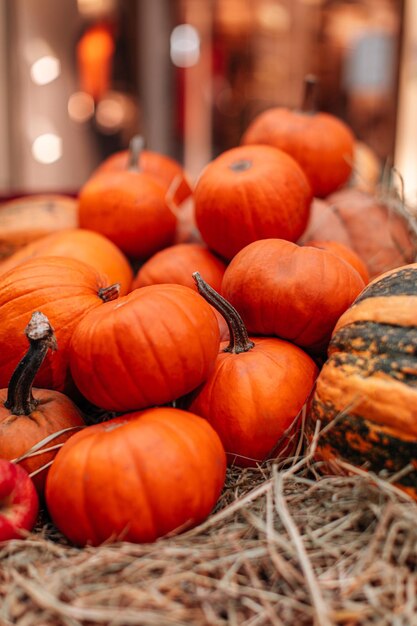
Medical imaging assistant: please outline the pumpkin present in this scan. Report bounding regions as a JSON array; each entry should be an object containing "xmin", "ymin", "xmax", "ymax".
[
  {"xmin": 187, "ymin": 274, "xmax": 318, "ymax": 466},
  {"xmin": 0, "ymin": 256, "xmax": 119, "ymax": 392},
  {"xmin": 221, "ymin": 238, "xmax": 365, "ymax": 354},
  {"xmin": 45, "ymin": 407, "xmax": 226, "ymax": 546},
  {"xmin": 194, "ymin": 144, "xmax": 312, "ymax": 261},
  {"xmin": 299, "ymin": 187, "xmax": 417, "ymax": 279},
  {"xmin": 0, "ymin": 312, "xmax": 84, "ymax": 494},
  {"xmin": 132, "ymin": 243, "xmax": 228, "ymax": 340},
  {"xmin": 92, "ymin": 135, "xmax": 193, "ymax": 208},
  {"xmin": 0, "ymin": 194, "xmax": 78, "ymax": 260},
  {"xmin": 69, "ymin": 283, "xmax": 220, "ymax": 412},
  {"xmin": 305, "ymin": 240, "xmax": 370, "ymax": 284},
  {"xmin": 0, "ymin": 228, "xmax": 133, "ymax": 295},
  {"xmin": 241, "ymin": 75, "xmax": 355, "ymax": 198},
  {"xmin": 307, "ymin": 264, "xmax": 417, "ymax": 499},
  {"xmin": 79, "ymin": 136, "xmax": 177, "ymax": 259}
]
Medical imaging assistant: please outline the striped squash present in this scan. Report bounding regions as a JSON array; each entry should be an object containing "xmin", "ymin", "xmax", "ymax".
[{"xmin": 308, "ymin": 264, "xmax": 417, "ymax": 498}]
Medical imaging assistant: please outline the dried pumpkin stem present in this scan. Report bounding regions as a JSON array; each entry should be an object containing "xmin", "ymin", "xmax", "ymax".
[
  {"xmin": 98, "ymin": 283, "xmax": 120, "ymax": 302},
  {"xmin": 301, "ymin": 74, "xmax": 318, "ymax": 114},
  {"xmin": 192, "ymin": 271, "xmax": 254, "ymax": 354},
  {"xmin": 127, "ymin": 134, "xmax": 145, "ymax": 172},
  {"xmin": 4, "ymin": 311, "xmax": 57, "ymax": 416}
]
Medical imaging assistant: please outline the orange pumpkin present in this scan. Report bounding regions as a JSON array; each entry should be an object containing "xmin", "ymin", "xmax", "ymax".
[
  {"xmin": 187, "ymin": 274, "xmax": 318, "ymax": 466},
  {"xmin": 0, "ymin": 312, "xmax": 84, "ymax": 494},
  {"xmin": 0, "ymin": 256, "xmax": 119, "ymax": 392},
  {"xmin": 0, "ymin": 228, "xmax": 133, "ymax": 295},
  {"xmin": 69, "ymin": 283, "xmax": 220, "ymax": 412},
  {"xmin": 221, "ymin": 238, "xmax": 365, "ymax": 354},
  {"xmin": 93, "ymin": 135, "xmax": 192, "ymax": 208},
  {"xmin": 305, "ymin": 240, "xmax": 370, "ymax": 284},
  {"xmin": 79, "ymin": 137, "xmax": 177, "ymax": 259},
  {"xmin": 241, "ymin": 75, "xmax": 355, "ymax": 198},
  {"xmin": 300, "ymin": 187, "xmax": 417, "ymax": 279},
  {"xmin": 132, "ymin": 242, "xmax": 229, "ymax": 340},
  {"xmin": 194, "ymin": 144, "xmax": 312, "ymax": 260},
  {"xmin": 45, "ymin": 407, "xmax": 226, "ymax": 545}
]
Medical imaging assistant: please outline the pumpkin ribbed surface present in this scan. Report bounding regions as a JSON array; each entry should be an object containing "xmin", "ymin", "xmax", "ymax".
[{"xmin": 308, "ymin": 265, "xmax": 417, "ymax": 497}]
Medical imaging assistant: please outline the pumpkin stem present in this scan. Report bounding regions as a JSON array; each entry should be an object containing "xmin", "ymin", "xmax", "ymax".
[
  {"xmin": 98, "ymin": 283, "xmax": 120, "ymax": 302},
  {"xmin": 127, "ymin": 134, "xmax": 145, "ymax": 172},
  {"xmin": 4, "ymin": 312, "xmax": 57, "ymax": 416},
  {"xmin": 192, "ymin": 272, "xmax": 254, "ymax": 354},
  {"xmin": 229, "ymin": 159, "xmax": 253, "ymax": 173},
  {"xmin": 301, "ymin": 74, "xmax": 318, "ymax": 114}
]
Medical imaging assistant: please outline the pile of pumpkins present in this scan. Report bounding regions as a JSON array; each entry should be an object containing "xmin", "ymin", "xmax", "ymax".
[{"xmin": 1, "ymin": 75, "xmax": 417, "ymax": 547}]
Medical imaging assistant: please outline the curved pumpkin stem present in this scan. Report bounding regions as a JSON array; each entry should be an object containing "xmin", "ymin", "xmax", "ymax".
[
  {"xmin": 301, "ymin": 74, "xmax": 318, "ymax": 114},
  {"xmin": 192, "ymin": 272, "xmax": 254, "ymax": 354},
  {"xmin": 4, "ymin": 312, "xmax": 57, "ymax": 416},
  {"xmin": 127, "ymin": 134, "xmax": 145, "ymax": 172}
]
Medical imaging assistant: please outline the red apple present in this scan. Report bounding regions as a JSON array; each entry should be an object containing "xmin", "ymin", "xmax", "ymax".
[{"xmin": 0, "ymin": 459, "xmax": 39, "ymax": 541}]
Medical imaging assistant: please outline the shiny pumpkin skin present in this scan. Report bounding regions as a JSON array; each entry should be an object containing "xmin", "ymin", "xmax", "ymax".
[
  {"xmin": 308, "ymin": 264, "xmax": 417, "ymax": 498},
  {"xmin": 78, "ymin": 171, "xmax": 177, "ymax": 259},
  {"xmin": 0, "ymin": 256, "xmax": 111, "ymax": 392},
  {"xmin": 194, "ymin": 145, "xmax": 312, "ymax": 261},
  {"xmin": 132, "ymin": 242, "xmax": 229, "ymax": 341},
  {"xmin": 241, "ymin": 108, "xmax": 355, "ymax": 198},
  {"xmin": 0, "ymin": 388, "xmax": 84, "ymax": 494},
  {"xmin": 93, "ymin": 148, "xmax": 192, "ymax": 207},
  {"xmin": 188, "ymin": 336, "xmax": 318, "ymax": 467},
  {"xmin": 69, "ymin": 284, "xmax": 220, "ymax": 412},
  {"xmin": 300, "ymin": 188, "xmax": 417, "ymax": 279},
  {"xmin": 133, "ymin": 243, "xmax": 227, "ymax": 293},
  {"xmin": 0, "ymin": 229, "xmax": 133, "ymax": 296},
  {"xmin": 45, "ymin": 407, "xmax": 227, "ymax": 546},
  {"xmin": 221, "ymin": 239, "xmax": 365, "ymax": 354},
  {"xmin": 305, "ymin": 240, "xmax": 370, "ymax": 284}
]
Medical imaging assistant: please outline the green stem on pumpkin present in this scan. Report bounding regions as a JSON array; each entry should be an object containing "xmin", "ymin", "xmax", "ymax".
[
  {"xmin": 4, "ymin": 312, "xmax": 57, "ymax": 416},
  {"xmin": 192, "ymin": 271, "xmax": 255, "ymax": 354},
  {"xmin": 127, "ymin": 134, "xmax": 145, "ymax": 172},
  {"xmin": 301, "ymin": 74, "xmax": 318, "ymax": 114}
]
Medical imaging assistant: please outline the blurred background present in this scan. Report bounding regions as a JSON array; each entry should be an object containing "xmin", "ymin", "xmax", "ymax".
[{"xmin": 0, "ymin": 0, "xmax": 415, "ymax": 201}]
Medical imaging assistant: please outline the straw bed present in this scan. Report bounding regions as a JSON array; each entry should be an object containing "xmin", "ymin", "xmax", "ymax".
[{"xmin": 1, "ymin": 439, "xmax": 417, "ymax": 626}]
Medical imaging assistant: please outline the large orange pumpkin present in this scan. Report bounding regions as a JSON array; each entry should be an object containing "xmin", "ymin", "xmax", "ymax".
[
  {"xmin": 0, "ymin": 256, "xmax": 119, "ymax": 392},
  {"xmin": 187, "ymin": 274, "xmax": 318, "ymax": 466},
  {"xmin": 0, "ymin": 312, "xmax": 84, "ymax": 494},
  {"xmin": 221, "ymin": 238, "xmax": 365, "ymax": 354},
  {"xmin": 241, "ymin": 75, "xmax": 355, "ymax": 198},
  {"xmin": 307, "ymin": 264, "xmax": 417, "ymax": 499},
  {"xmin": 0, "ymin": 228, "xmax": 133, "ymax": 295},
  {"xmin": 79, "ymin": 137, "xmax": 177, "ymax": 259},
  {"xmin": 194, "ymin": 144, "xmax": 312, "ymax": 260},
  {"xmin": 45, "ymin": 407, "xmax": 226, "ymax": 546},
  {"xmin": 69, "ymin": 283, "xmax": 220, "ymax": 412}
]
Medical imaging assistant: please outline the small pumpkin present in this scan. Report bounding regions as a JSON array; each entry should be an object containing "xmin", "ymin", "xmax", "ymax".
[
  {"xmin": 0, "ymin": 256, "xmax": 119, "ymax": 392},
  {"xmin": 132, "ymin": 243, "xmax": 228, "ymax": 340},
  {"xmin": 194, "ymin": 144, "xmax": 312, "ymax": 260},
  {"xmin": 307, "ymin": 264, "xmax": 417, "ymax": 499},
  {"xmin": 305, "ymin": 240, "xmax": 370, "ymax": 284},
  {"xmin": 186, "ymin": 274, "xmax": 318, "ymax": 466},
  {"xmin": 0, "ymin": 312, "xmax": 84, "ymax": 494},
  {"xmin": 299, "ymin": 187, "xmax": 417, "ymax": 279},
  {"xmin": 241, "ymin": 75, "xmax": 355, "ymax": 198},
  {"xmin": 0, "ymin": 228, "xmax": 133, "ymax": 295},
  {"xmin": 92, "ymin": 135, "xmax": 193, "ymax": 208},
  {"xmin": 221, "ymin": 238, "xmax": 365, "ymax": 354},
  {"xmin": 79, "ymin": 136, "xmax": 177, "ymax": 259},
  {"xmin": 69, "ymin": 283, "xmax": 220, "ymax": 412},
  {"xmin": 45, "ymin": 407, "xmax": 226, "ymax": 546}
]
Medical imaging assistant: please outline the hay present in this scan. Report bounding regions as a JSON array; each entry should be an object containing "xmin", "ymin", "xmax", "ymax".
[{"xmin": 1, "ymin": 432, "xmax": 417, "ymax": 626}]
